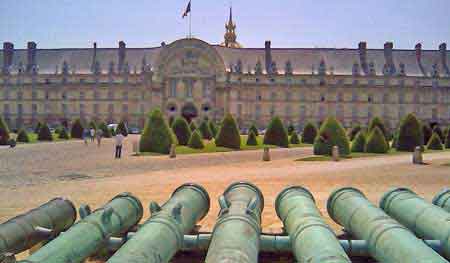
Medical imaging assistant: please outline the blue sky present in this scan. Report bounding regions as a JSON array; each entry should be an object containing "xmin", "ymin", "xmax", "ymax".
[{"xmin": 1, "ymin": 0, "xmax": 449, "ymax": 49}]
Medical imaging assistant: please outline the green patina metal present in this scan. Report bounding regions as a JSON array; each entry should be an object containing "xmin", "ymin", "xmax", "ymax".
[
  {"xmin": 0, "ymin": 198, "xmax": 76, "ymax": 255},
  {"xmin": 20, "ymin": 192, "xmax": 143, "ymax": 263},
  {"xmin": 380, "ymin": 187, "xmax": 450, "ymax": 259},
  {"xmin": 205, "ymin": 182, "xmax": 264, "ymax": 263},
  {"xmin": 275, "ymin": 186, "xmax": 351, "ymax": 263},
  {"xmin": 433, "ymin": 188, "xmax": 450, "ymax": 213},
  {"xmin": 107, "ymin": 183, "xmax": 210, "ymax": 263},
  {"xmin": 327, "ymin": 187, "xmax": 447, "ymax": 263}
]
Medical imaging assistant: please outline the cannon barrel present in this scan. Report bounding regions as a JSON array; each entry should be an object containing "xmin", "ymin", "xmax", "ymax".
[
  {"xmin": 275, "ymin": 186, "xmax": 351, "ymax": 262},
  {"xmin": 107, "ymin": 183, "xmax": 210, "ymax": 263},
  {"xmin": 380, "ymin": 188, "xmax": 450, "ymax": 259},
  {"xmin": 327, "ymin": 187, "xmax": 447, "ymax": 263},
  {"xmin": 0, "ymin": 198, "xmax": 76, "ymax": 255},
  {"xmin": 205, "ymin": 182, "xmax": 264, "ymax": 263},
  {"xmin": 433, "ymin": 188, "xmax": 450, "ymax": 213},
  {"xmin": 21, "ymin": 192, "xmax": 143, "ymax": 263}
]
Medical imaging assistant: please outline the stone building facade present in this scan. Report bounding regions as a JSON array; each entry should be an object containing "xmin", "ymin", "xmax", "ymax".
[{"xmin": 1, "ymin": 14, "xmax": 449, "ymax": 131}]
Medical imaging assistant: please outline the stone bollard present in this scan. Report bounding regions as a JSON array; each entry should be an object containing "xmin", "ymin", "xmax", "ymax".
[
  {"xmin": 132, "ymin": 140, "xmax": 139, "ymax": 155},
  {"xmin": 412, "ymin": 146, "xmax": 423, "ymax": 164},
  {"xmin": 169, "ymin": 144, "xmax": 176, "ymax": 158},
  {"xmin": 332, "ymin": 146, "xmax": 340, "ymax": 161},
  {"xmin": 262, "ymin": 147, "xmax": 271, "ymax": 161}
]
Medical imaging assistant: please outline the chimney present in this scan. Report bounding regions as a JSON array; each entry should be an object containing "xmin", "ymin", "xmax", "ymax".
[
  {"xmin": 118, "ymin": 41, "xmax": 126, "ymax": 73},
  {"xmin": 415, "ymin": 43, "xmax": 422, "ymax": 62},
  {"xmin": 26, "ymin": 41, "xmax": 37, "ymax": 73},
  {"xmin": 265, "ymin": 41, "xmax": 272, "ymax": 74},
  {"xmin": 439, "ymin": 43, "xmax": 448, "ymax": 74},
  {"xmin": 2, "ymin": 42, "xmax": 14, "ymax": 73},
  {"xmin": 383, "ymin": 41, "xmax": 395, "ymax": 75},
  {"xmin": 358, "ymin": 41, "xmax": 368, "ymax": 74},
  {"xmin": 91, "ymin": 42, "xmax": 97, "ymax": 73}
]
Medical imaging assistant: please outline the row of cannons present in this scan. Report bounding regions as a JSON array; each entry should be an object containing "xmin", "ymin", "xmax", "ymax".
[{"xmin": 1, "ymin": 183, "xmax": 450, "ymax": 263}]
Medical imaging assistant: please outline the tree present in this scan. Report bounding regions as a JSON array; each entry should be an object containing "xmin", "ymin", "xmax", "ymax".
[
  {"xmin": 209, "ymin": 121, "xmax": 218, "ymax": 138},
  {"xmin": 313, "ymin": 117, "xmax": 350, "ymax": 156},
  {"xmin": 99, "ymin": 122, "xmax": 112, "ymax": 138},
  {"xmin": 199, "ymin": 120, "xmax": 213, "ymax": 140},
  {"xmin": 348, "ymin": 125, "xmax": 362, "ymax": 141},
  {"xmin": 59, "ymin": 128, "xmax": 70, "ymax": 140},
  {"xmin": 368, "ymin": 117, "xmax": 389, "ymax": 140},
  {"xmin": 16, "ymin": 128, "xmax": 30, "ymax": 143},
  {"xmin": 301, "ymin": 122, "xmax": 317, "ymax": 144},
  {"xmin": 189, "ymin": 121, "xmax": 197, "ymax": 133},
  {"xmin": 172, "ymin": 117, "xmax": 191, "ymax": 146},
  {"xmin": 287, "ymin": 124, "xmax": 295, "ymax": 136},
  {"xmin": 432, "ymin": 125, "xmax": 445, "ymax": 142},
  {"xmin": 188, "ymin": 130, "xmax": 205, "ymax": 149},
  {"xmin": 249, "ymin": 123, "xmax": 259, "ymax": 137},
  {"xmin": 0, "ymin": 117, "xmax": 10, "ymax": 145},
  {"xmin": 246, "ymin": 130, "xmax": 258, "ymax": 146},
  {"xmin": 71, "ymin": 119, "xmax": 84, "ymax": 139},
  {"xmin": 351, "ymin": 131, "xmax": 366, "ymax": 153},
  {"xmin": 38, "ymin": 123, "xmax": 53, "ymax": 141},
  {"xmin": 290, "ymin": 132, "xmax": 300, "ymax": 144},
  {"xmin": 396, "ymin": 114, "xmax": 423, "ymax": 152},
  {"xmin": 215, "ymin": 113, "xmax": 241, "ymax": 149},
  {"xmin": 422, "ymin": 124, "xmax": 432, "ymax": 147},
  {"xmin": 117, "ymin": 121, "xmax": 128, "ymax": 136},
  {"xmin": 263, "ymin": 116, "xmax": 289, "ymax": 148},
  {"xmin": 365, "ymin": 127, "xmax": 389, "ymax": 153},
  {"xmin": 427, "ymin": 132, "xmax": 443, "ymax": 150},
  {"xmin": 140, "ymin": 108, "xmax": 176, "ymax": 154}
]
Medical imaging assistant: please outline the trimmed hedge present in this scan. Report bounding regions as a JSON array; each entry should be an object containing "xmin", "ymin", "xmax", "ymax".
[
  {"xmin": 140, "ymin": 109, "xmax": 176, "ymax": 154},
  {"xmin": 99, "ymin": 122, "xmax": 112, "ymax": 138},
  {"xmin": 59, "ymin": 128, "xmax": 70, "ymax": 140},
  {"xmin": 117, "ymin": 121, "xmax": 128, "ymax": 136},
  {"xmin": 188, "ymin": 130, "xmax": 205, "ymax": 149},
  {"xmin": 246, "ymin": 130, "xmax": 258, "ymax": 146},
  {"xmin": 348, "ymin": 125, "xmax": 362, "ymax": 141},
  {"xmin": 199, "ymin": 120, "xmax": 213, "ymax": 140},
  {"xmin": 263, "ymin": 116, "xmax": 289, "ymax": 148},
  {"xmin": 432, "ymin": 125, "xmax": 444, "ymax": 142},
  {"xmin": 71, "ymin": 119, "xmax": 84, "ymax": 139},
  {"xmin": 38, "ymin": 123, "xmax": 53, "ymax": 141},
  {"xmin": 301, "ymin": 122, "xmax": 317, "ymax": 144},
  {"xmin": 290, "ymin": 132, "xmax": 300, "ymax": 144},
  {"xmin": 422, "ymin": 124, "xmax": 432, "ymax": 147},
  {"xmin": 365, "ymin": 127, "xmax": 389, "ymax": 153},
  {"xmin": 16, "ymin": 128, "xmax": 30, "ymax": 143},
  {"xmin": 396, "ymin": 114, "xmax": 423, "ymax": 152},
  {"xmin": 427, "ymin": 132, "xmax": 443, "ymax": 150},
  {"xmin": 215, "ymin": 114, "xmax": 241, "ymax": 149},
  {"xmin": 445, "ymin": 126, "xmax": 450, "ymax": 149},
  {"xmin": 189, "ymin": 121, "xmax": 197, "ymax": 133},
  {"xmin": 249, "ymin": 124, "xmax": 259, "ymax": 137},
  {"xmin": 209, "ymin": 121, "xmax": 218, "ymax": 138},
  {"xmin": 351, "ymin": 131, "xmax": 366, "ymax": 153},
  {"xmin": 368, "ymin": 117, "xmax": 389, "ymax": 140},
  {"xmin": 172, "ymin": 117, "xmax": 191, "ymax": 146},
  {"xmin": 0, "ymin": 117, "xmax": 10, "ymax": 145},
  {"xmin": 313, "ymin": 117, "xmax": 350, "ymax": 156}
]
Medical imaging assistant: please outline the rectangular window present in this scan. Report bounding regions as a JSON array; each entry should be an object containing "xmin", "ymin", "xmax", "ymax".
[
  {"xmin": 45, "ymin": 91, "xmax": 50, "ymax": 100},
  {"xmin": 432, "ymin": 108, "xmax": 438, "ymax": 120},
  {"xmin": 80, "ymin": 91, "xmax": 85, "ymax": 100},
  {"xmin": 122, "ymin": 104, "xmax": 128, "ymax": 114},
  {"xmin": 93, "ymin": 104, "xmax": 99, "ymax": 114},
  {"xmin": 108, "ymin": 104, "xmax": 114, "ymax": 114},
  {"xmin": 17, "ymin": 91, "xmax": 23, "ymax": 100},
  {"xmin": 285, "ymin": 105, "xmax": 292, "ymax": 117},
  {"xmin": 170, "ymin": 79, "xmax": 177, "ymax": 98},
  {"xmin": 184, "ymin": 79, "xmax": 193, "ymax": 98},
  {"xmin": 3, "ymin": 104, "xmax": 10, "ymax": 115},
  {"xmin": 299, "ymin": 105, "xmax": 306, "ymax": 119},
  {"xmin": 17, "ymin": 104, "xmax": 23, "ymax": 116},
  {"xmin": 32, "ymin": 90, "xmax": 37, "ymax": 100},
  {"xmin": 32, "ymin": 104, "xmax": 37, "ymax": 116},
  {"xmin": 62, "ymin": 91, "xmax": 67, "ymax": 100},
  {"xmin": 3, "ymin": 90, "xmax": 9, "ymax": 100},
  {"xmin": 202, "ymin": 80, "xmax": 210, "ymax": 98},
  {"xmin": 140, "ymin": 104, "xmax": 145, "ymax": 114},
  {"xmin": 62, "ymin": 104, "xmax": 68, "ymax": 115},
  {"xmin": 108, "ymin": 90, "xmax": 114, "ymax": 100},
  {"xmin": 255, "ymin": 104, "xmax": 261, "ymax": 119},
  {"xmin": 123, "ymin": 91, "xmax": 129, "ymax": 100},
  {"xmin": 94, "ymin": 90, "xmax": 100, "ymax": 100},
  {"xmin": 80, "ymin": 104, "xmax": 85, "ymax": 114},
  {"xmin": 237, "ymin": 104, "xmax": 242, "ymax": 116}
]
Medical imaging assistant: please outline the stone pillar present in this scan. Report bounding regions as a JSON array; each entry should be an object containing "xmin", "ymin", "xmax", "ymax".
[
  {"xmin": 358, "ymin": 41, "xmax": 368, "ymax": 74},
  {"xmin": 26, "ymin": 41, "xmax": 37, "ymax": 73},
  {"xmin": 383, "ymin": 42, "xmax": 395, "ymax": 75},
  {"xmin": 412, "ymin": 146, "xmax": 423, "ymax": 164},
  {"xmin": 439, "ymin": 43, "xmax": 449, "ymax": 75},
  {"xmin": 118, "ymin": 41, "xmax": 126, "ymax": 73},
  {"xmin": 262, "ymin": 147, "xmax": 270, "ymax": 161},
  {"xmin": 2, "ymin": 42, "xmax": 14, "ymax": 73},
  {"xmin": 332, "ymin": 146, "xmax": 340, "ymax": 161},
  {"xmin": 265, "ymin": 40, "xmax": 272, "ymax": 74}
]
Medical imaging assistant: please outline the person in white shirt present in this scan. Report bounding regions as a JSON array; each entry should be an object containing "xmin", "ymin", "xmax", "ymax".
[
  {"xmin": 114, "ymin": 133, "xmax": 125, "ymax": 159},
  {"xmin": 90, "ymin": 128, "xmax": 95, "ymax": 142}
]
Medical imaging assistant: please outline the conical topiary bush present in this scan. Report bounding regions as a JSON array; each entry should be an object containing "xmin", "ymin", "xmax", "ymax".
[
  {"xmin": 59, "ymin": 128, "xmax": 70, "ymax": 140},
  {"xmin": 199, "ymin": 120, "xmax": 213, "ymax": 140},
  {"xmin": 249, "ymin": 123, "xmax": 259, "ymax": 137},
  {"xmin": 427, "ymin": 132, "xmax": 443, "ymax": 150},
  {"xmin": 351, "ymin": 131, "xmax": 366, "ymax": 153},
  {"xmin": 189, "ymin": 121, "xmax": 197, "ymax": 133},
  {"xmin": 313, "ymin": 117, "xmax": 350, "ymax": 156},
  {"xmin": 422, "ymin": 124, "xmax": 432, "ymax": 148},
  {"xmin": 290, "ymin": 132, "xmax": 300, "ymax": 144},
  {"xmin": 432, "ymin": 125, "xmax": 444, "ymax": 142},
  {"xmin": 188, "ymin": 130, "xmax": 205, "ymax": 149},
  {"xmin": 16, "ymin": 128, "xmax": 30, "ymax": 143},
  {"xmin": 365, "ymin": 126, "xmax": 389, "ymax": 153},
  {"xmin": 172, "ymin": 117, "xmax": 191, "ymax": 146},
  {"xmin": 71, "ymin": 119, "xmax": 84, "ymax": 139},
  {"xmin": 287, "ymin": 124, "xmax": 295, "ymax": 136},
  {"xmin": 301, "ymin": 122, "xmax": 317, "ymax": 144},
  {"xmin": 348, "ymin": 125, "xmax": 362, "ymax": 141},
  {"xmin": 396, "ymin": 113, "xmax": 423, "ymax": 152},
  {"xmin": 38, "ymin": 123, "xmax": 53, "ymax": 141},
  {"xmin": 208, "ymin": 121, "xmax": 218, "ymax": 138},
  {"xmin": 246, "ymin": 130, "xmax": 258, "ymax": 146},
  {"xmin": 0, "ymin": 116, "xmax": 10, "ymax": 145},
  {"xmin": 215, "ymin": 113, "xmax": 241, "ymax": 149},
  {"xmin": 368, "ymin": 116, "xmax": 389, "ymax": 140},
  {"xmin": 139, "ymin": 108, "xmax": 176, "ymax": 154},
  {"xmin": 263, "ymin": 116, "xmax": 289, "ymax": 148}
]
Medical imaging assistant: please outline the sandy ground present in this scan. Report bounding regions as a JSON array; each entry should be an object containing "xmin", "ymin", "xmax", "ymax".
[{"xmin": 1, "ymin": 135, "xmax": 450, "ymax": 234}]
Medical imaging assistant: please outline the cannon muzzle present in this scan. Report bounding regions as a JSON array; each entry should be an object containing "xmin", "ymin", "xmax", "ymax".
[
  {"xmin": 205, "ymin": 182, "xmax": 264, "ymax": 263},
  {"xmin": 0, "ymin": 198, "xmax": 76, "ymax": 255},
  {"xmin": 327, "ymin": 187, "xmax": 447, "ymax": 263},
  {"xmin": 433, "ymin": 188, "xmax": 450, "ymax": 213},
  {"xmin": 275, "ymin": 186, "xmax": 351, "ymax": 262},
  {"xmin": 21, "ymin": 192, "xmax": 143, "ymax": 263},
  {"xmin": 107, "ymin": 183, "xmax": 210, "ymax": 263}
]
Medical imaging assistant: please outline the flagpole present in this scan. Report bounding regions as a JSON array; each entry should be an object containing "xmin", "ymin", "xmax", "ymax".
[{"xmin": 189, "ymin": 1, "xmax": 192, "ymax": 38}]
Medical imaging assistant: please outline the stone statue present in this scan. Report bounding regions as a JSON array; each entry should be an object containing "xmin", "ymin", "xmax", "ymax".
[
  {"xmin": 255, "ymin": 60, "xmax": 262, "ymax": 75},
  {"xmin": 271, "ymin": 61, "xmax": 278, "ymax": 74},
  {"xmin": 399, "ymin": 63, "xmax": 406, "ymax": 76},
  {"xmin": 368, "ymin": 61, "xmax": 376, "ymax": 76},
  {"xmin": 318, "ymin": 59, "xmax": 326, "ymax": 75},
  {"xmin": 285, "ymin": 60, "xmax": 293, "ymax": 75},
  {"xmin": 108, "ymin": 61, "xmax": 115, "ymax": 74},
  {"xmin": 234, "ymin": 59, "xmax": 242, "ymax": 74},
  {"xmin": 352, "ymin": 62, "xmax": 360, "ymax": 76},
  {"xmin": 62, "ymin": 61, "xmax": 69, "ymax": 75},
  {"xmin": 93, "ymin": 61, "xmax": 101, "ymax": 75},
  {"xmin": 432, "ymin": 63, "xmax": 439, "ymax": 78}
]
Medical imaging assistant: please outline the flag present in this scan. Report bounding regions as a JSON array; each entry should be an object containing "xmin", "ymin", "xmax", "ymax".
[{"xmin": 182, "ymin": 1, "xmax": 191, "ymax": 18}]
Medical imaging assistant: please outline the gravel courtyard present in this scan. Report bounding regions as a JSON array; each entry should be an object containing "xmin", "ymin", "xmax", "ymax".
[{"xmin": 1, "ymin": 135, "xmax": 450, "ymax": 233}]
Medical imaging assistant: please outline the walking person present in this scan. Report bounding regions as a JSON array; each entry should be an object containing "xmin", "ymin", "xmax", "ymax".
[
  {"xmin": 114, "ymin": 132, "xmax": 125, "ymax": 159},
  {"xmin": 96, "ymin": 129, "xmax": 103, "ymax": 147},
  {"xmin": 90, "ymin": 128, "xmax": 95, "ymax": 142},
  {"xmin": 83, "ymin": 129, "xmax": 89, "ymax": 145}
]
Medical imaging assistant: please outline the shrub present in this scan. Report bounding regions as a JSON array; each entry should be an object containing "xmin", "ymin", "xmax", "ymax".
[
  {"xmin": 287, "ymin": 124, "xmax": 295, "ymax": 136},
  {"xmin": 301, "ymin": 122, "xmax": 317, "ymax": 144},
  {"xmin": 313, "ymin": 117, "xmax": 350, "ymax": 156},
  {"xmin": 422, "ymin": 124, "xmax": 432, "ymax": 147},
  {"xmin": 38, "ymin": 123, "xmax": 53, "ymax": 141},
  {"xmin": 290, "ymin": 132, "xmax": 300, "ymax": 144},
  {"xmin": 71, "ymin": 119, "xmax": 84, "ymax": 139},
  {"xmin": 89, "ymin": 120, "xmax": 97, "ymax": 130},
  {"xmin": 445, "ymin": 126, "xmax": 450, "ymax": 149},
  {"xmin": 139, "ymin": 108, "xmax": 175, "ymax": 154},
  {"xmin": 246, "ymin": 130, "xmax": 258, "ymax": 146},
  {"xmin": 249, "ymin": 124, "xmax": 259, "ymax": 137},
  {"xmin": 365, "ymin": 127, "xmax": 389, "ymax": 153},
  {"xmin": 263, "ymin": 117, "xmax": 289, "ymax": 148},
  {"xmin": 172, "ymin": 117, "xmax": 191, "ymax": 146},
  {"xmin": 188, "ymin": 130, "xmax": 205, "ymax": 149},
  {"xmin": 189, "ymin": 121, "xmax": 197, "ymax": 132},
  {"xmin": 368, "ymin": 117, "xmax": 389, "ymax": 140},
  {"xmin": 16, "ymin": 129, "xmax": 30, "ymax": 143},
  {"xmin": 59, "ymin": 128, "xmax": 70, "ymax": 140},
  {"xmin": 351, "ymin": 131, "xmax": 366, "ymax": 153},
  {"xmin": 99, "ymin": 122, "xmax": 112, "ymax": 138},
  {"xmin": 209, "ymin": 121, "xmax": 218, "ymax": 138},
  {"xmin": 199, "ymin": 120, "xmax": 213, "ymax": 140},
  {"xmin": 34, "ymin": 122, "xmax": 42, "ymax": 134},
  {"xmin": 0, "ymin": 117, "xmax": 10, "ymax": 145},
  {"xmin": 396, "ymin": 114, "xmax": 423, "ymax": 152},
  {"xmin": 169, "ymin": 116, "xmax": 175, "ymax": 127},
  {"xmin": 432, "ymin": 125, "xmax": 444, "ymax": 142},
  {"xmin": 427, "ymin": 132, "xmax": 443, "ymax": 150},
  {"xmin": 348, "ymin": 125, "xmax": 362, "ymax": 141},
  {"xmin": 215, "ymin": 113, "xmax": 241, "ymax": 149},
  {"xmin": 117, "ymin": 121, "xmax": 128, "ymax": 136}
]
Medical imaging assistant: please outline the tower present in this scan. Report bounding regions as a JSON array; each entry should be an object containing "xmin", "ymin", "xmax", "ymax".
[{"xmin": 220, "ymin": 6, "xmax": 242, "ymax": 48}]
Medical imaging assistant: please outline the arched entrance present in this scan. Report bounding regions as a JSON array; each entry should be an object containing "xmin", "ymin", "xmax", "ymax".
[{"xmin": 182, "ymin": 103, "xmax": 198, "ymax": 123}]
